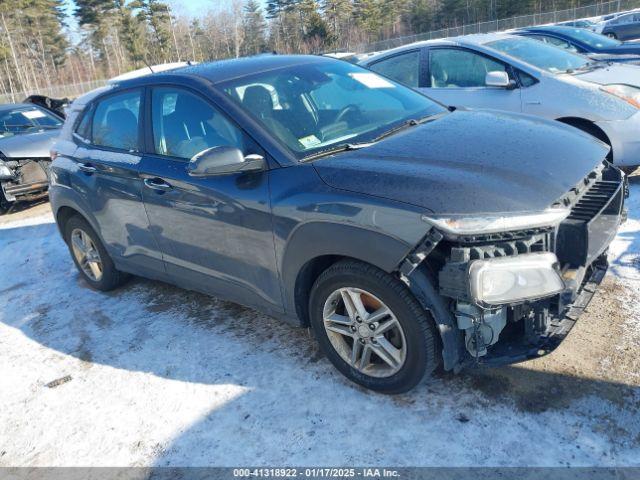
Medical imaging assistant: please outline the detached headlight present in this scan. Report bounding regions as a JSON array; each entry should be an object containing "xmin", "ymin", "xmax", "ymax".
[
  {"xmin": 601, "ymin": 84, "xmax": 640, "ymax": 109},
  {"xmin": 422, "ymin": 208, "xmax": 570, "ymax": 236},
  {"xmin": 469, "ymin": 252, "xmax": 564, "ymax": 306}
]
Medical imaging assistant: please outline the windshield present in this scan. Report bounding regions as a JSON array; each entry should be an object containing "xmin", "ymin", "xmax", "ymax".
[
  {"xmin": 558, "ymin": 28, "xmax": 622, "ymax": 48},
  {"xmin": 219, "ymin": 60, "xmax": 446, "ymax": 160},
  {"xmin": 0, "ymin": 106, "xmax": 62, "ymax": 138},
  {"xmin": 488, "ymin": 37, "xmax": 590, "ymax": 73}
]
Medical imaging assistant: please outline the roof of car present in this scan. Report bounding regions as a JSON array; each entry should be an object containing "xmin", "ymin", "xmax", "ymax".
[
  {"xmin": 518, "ymin": 25, "xmax": 579, "ymax": 34},
  {"xmin": 454, "ymin": 32, "xmax": 516, "ymax": 45},
  {"xmin": 114, "ymin": 54, "xmax": 332, "ymax": 87},
  {"xmin": 361, "ymin": 33, "xmax": 522, "ymax": 65},
  {"xmin": 0, "ymin": 103, "xmax": 43, "ymax": 112}
]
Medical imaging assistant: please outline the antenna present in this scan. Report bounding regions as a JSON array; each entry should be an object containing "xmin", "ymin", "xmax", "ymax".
[{"xmin": 142, "ymin": 58, "xmax": 155, "ymax": 74}]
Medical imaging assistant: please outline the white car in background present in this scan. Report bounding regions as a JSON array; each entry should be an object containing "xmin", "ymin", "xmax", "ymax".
[{"xmin": 360, "ymin": 33, "xmax": 640, "ymax": 169}]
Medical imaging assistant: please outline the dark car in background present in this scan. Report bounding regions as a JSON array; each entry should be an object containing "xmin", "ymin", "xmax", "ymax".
[
  {"xmin": 600, "ymin": 11, "xmax": 640, "ymax": 40},
  {"xmin": 50, "ymin": 55, "xmax": 625, "ymax": 393},
  {"xmin": 0, "ymin": 102, "xmax": 64, "ymax": 212},
  {"xmin": 515, "ymin": 25, "xmax": 640, "ymax": 64},
  {"xmin": 556, "ymin": 19, "xmax": 597, "ymax": 29}
]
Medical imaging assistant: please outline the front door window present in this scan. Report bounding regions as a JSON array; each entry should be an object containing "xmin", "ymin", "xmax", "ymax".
[{"xmin": 429, "ymin": 48, "xmax": 507, "ymax": 88}]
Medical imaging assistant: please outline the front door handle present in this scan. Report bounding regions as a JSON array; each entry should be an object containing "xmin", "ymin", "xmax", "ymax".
[
  {"xmin": 78, "ymin": 163, "xmax": 97, "ymax": 174},
  {"xmin": 143, "ymin": 177, "xmax": 173, "ymax": 192}
]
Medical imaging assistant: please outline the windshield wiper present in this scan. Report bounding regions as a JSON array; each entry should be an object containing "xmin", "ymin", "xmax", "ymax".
[
  {"xmin": 302, "ymin": 142, "xmax": 376, "ymax": 161},
  {"xmin": 567, "ymin": 62, "xmax": 605, "ymax": 73},
  {"xmin": 301, "ymin": 112, "xmax": 445, "ymax": 162},
  {"xmin": 374, "ymin": 112, "xmax": 445, "ymax": 142}
]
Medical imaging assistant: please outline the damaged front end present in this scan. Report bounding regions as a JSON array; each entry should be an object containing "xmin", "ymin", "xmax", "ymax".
[
  {"xmin": 401, "ymin": 161, "xmax": 627, "ymax": 371},
  {"xmin": 0, "ymin": 151, "xmax": 51, "ymax": 209}
]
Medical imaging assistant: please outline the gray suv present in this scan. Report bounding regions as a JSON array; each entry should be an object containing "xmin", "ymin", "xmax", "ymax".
[{"xmin": 50, "ymin": 55, "xmax": 626, "ymax": 393}]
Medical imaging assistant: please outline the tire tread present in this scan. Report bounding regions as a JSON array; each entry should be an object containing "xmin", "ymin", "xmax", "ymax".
[{"xmin": 310, "ymin": 259, "xmax": 440, "ymax": 393}]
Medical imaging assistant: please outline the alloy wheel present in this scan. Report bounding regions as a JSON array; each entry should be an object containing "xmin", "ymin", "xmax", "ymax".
[
  {"xmin": 322, "ymin": 287, "xmax": 407, "ymax": 378},
  {"xmin": 70, "ymin": 228, "xmax": 103, "ymax": 282}
]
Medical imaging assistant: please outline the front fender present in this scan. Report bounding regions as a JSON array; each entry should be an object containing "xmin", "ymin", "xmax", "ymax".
[{"xmin": 280, "ymin": 221, "xmax": 414, "ymax": 318}]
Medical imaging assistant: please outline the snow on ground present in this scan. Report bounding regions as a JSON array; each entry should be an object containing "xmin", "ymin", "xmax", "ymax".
[{"xmin": 0, "ymin": 180, "xmax": 639, "ymax": 467}]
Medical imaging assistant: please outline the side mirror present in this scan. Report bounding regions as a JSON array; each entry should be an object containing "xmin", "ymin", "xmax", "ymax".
[
  {"xmin": 485, "ymin": 71, "xmax": 516, "ymax": 89},
  {"xmin": 187, "ymin": 146, "xmax": 265, "ymax": 177}
]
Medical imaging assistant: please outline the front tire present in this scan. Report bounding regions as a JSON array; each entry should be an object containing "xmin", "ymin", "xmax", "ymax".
[
  {"xmin": 64, "ymin": 215, "xmax": 127, "ymax": 291},
  {"xmin": 309, "ymin": 260, "xmax": 439, "ymax": 393}
]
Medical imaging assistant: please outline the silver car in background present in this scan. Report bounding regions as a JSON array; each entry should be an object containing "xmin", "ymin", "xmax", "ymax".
[
  {"xmin": 360, "ymin": 34, "xmax": 640, "ymax": 169},
  {"xmin": 0, "ymin": 103, "xmax": 64, "ymax": 212}
]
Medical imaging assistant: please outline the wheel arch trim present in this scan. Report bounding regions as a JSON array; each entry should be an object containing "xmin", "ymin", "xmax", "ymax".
[
  {"xmin": 51, "ymin": 190, "xmax": 103, "ymax": 245},
  {"xmin": 403, "ymin": 264, "xmax": 464, "ymax": 372},
  {"xmin": 281, "ymin": 222, "xmax": 413, "ymax": 325}
]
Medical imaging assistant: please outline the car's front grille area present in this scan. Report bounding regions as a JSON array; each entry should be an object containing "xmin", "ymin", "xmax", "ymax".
[
  {"xmin": 556, "ymin": 163, "xmax": 625, "ymax": 269},
  {"xmin": 567, "ymin": 179, "xmax": 620, "ymax": 223}
]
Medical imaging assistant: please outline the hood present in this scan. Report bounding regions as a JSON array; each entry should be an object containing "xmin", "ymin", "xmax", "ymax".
[
  {"xmin": 313, "ymin": 110, "xmax": 608, "ymax": 215},
  {"xmin": 588, "ymin": 53, "xmax": 640, "ymax": 65},
  {"xmin": 0, "ymin": 129, "xmax": 60, "ymax": 159},
  {"xmin": 572, "ymin": 62, "xmax": 640, "ymax": 87}
]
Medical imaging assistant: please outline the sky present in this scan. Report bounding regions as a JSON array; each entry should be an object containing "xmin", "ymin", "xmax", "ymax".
[
  {"xmin": 61, "ymin": 0, "xmax": 267, "ymax": 42},
  {"xmin": 63, "ymin": 0, "xmax": 268, "ymax": 21}
]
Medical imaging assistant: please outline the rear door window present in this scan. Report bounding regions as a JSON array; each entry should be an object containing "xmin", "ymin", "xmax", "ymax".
[
  {"xmin": 91, "ymin": 90, "xmax": 141, "ymax": 151},
  {"xmin": 369, "ymin": 51, "xmax": 421, "ymax": 88}
]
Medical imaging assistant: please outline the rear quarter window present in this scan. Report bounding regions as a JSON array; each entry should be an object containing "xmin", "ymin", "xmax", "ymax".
[{"xmin": 73, "ymin": 107, "xmax": 92, "ymax": 142}]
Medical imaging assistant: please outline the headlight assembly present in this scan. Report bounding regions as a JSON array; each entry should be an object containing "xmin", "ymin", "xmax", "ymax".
[
  {"xmin": 421, "ymin": 208, "xmax": 570, "ymax": 236},
  {"xmin": 0, "ymin": 159, "xmax": 13, "ymax": 180},
  {"xmin": 469, "ymin": 252, "xmax": 565, "ymax": 306},
  {"xmin": 601, "ymin": 84, "xmax": 640, "ymax": 109}
]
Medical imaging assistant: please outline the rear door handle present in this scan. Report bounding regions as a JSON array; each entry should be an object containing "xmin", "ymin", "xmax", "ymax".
[
  {"xmin": 143, "ymin": 177, "xmax": 173, "ymax": 192},
  {"xmin": 78, "ymin": 163, "xmax": 97, "ymax": 174}
]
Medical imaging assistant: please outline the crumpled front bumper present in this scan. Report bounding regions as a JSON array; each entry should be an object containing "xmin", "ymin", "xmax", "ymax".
[{"xmin": 455, "ymin": 164, "xmax": 626, "ymax": 369}]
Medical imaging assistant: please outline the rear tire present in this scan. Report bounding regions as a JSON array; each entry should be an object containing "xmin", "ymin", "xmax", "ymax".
[
  {"xmin": 309, "ymin": 259, "xmax": 439, "ymax": 394},
  {"xmin": 64, "ymin": 215, "xmax": 128, "ymax": 291}
]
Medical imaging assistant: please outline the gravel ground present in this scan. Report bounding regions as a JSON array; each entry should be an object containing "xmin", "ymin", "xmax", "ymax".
[{"xmin": 0, "ymin": 175, "xmax": 639, "ymax": 467}]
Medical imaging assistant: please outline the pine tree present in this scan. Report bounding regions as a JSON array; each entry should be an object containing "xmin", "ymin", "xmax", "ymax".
[
  {"xmin": 241, "ymin": 0, "xmax": 268, "ymax": 55},
  {"xmin": 74, "ymin": 0, "xmax": 117, "ymax": 56},
  {"xmin": 407, "ymin": 0, "xmax": 433, "ymax": 33},
  {"xmin": 353, "ymin": 0, "xmax": 384, "ymax": 39},
  {"xmin": 116, "ymin": 0, "xmax": 146, "ymax": 65},
  {"xmin": 321, "ymin": 0, "xmax": 352, "ymax": 47},
  {"xmin": 0, "ymin": 0, "xmax": 69, "ymax": 92},
  {"xmin": 299, "ymin": 0, "xmax": 328, "ymax": 41},
  {"xmin": 129, "ymin": 0, "xmax": 173, "ymax": 63}
]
